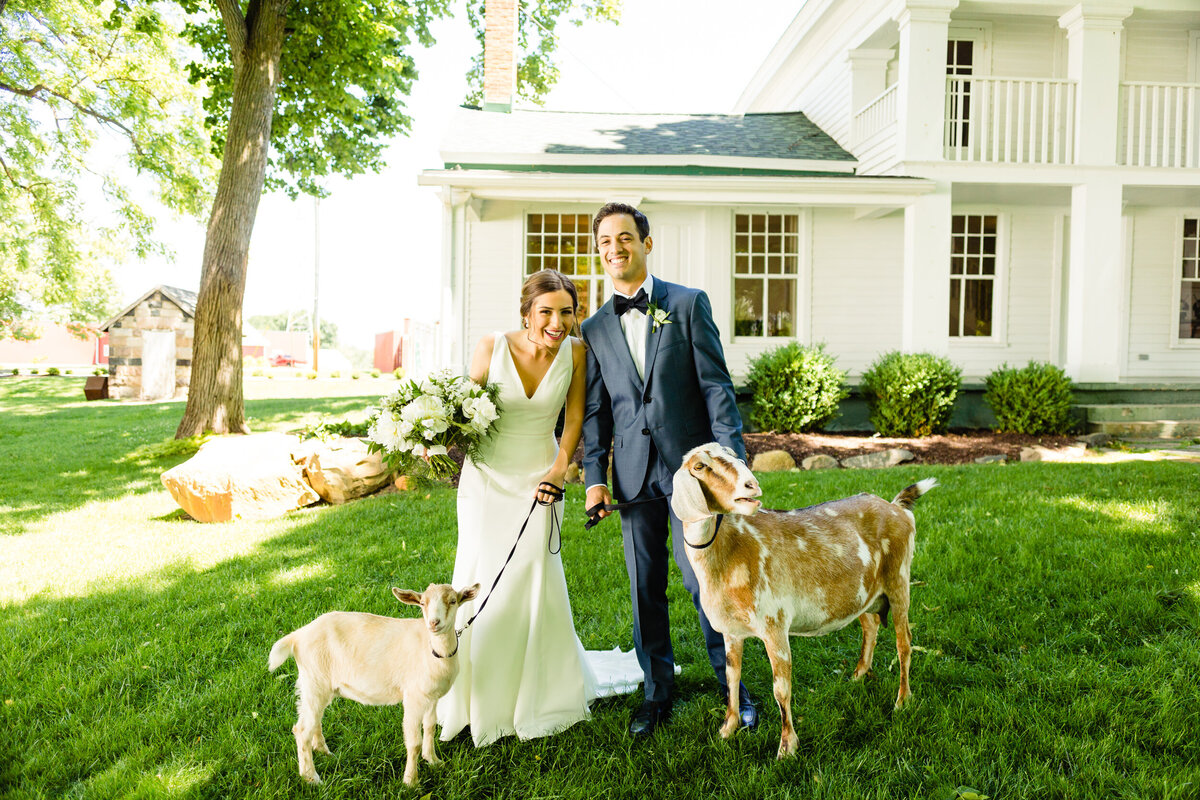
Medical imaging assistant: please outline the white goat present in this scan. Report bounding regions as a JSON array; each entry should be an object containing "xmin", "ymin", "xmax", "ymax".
[
  {"xmin": 671, "ymin": 443, "xmax": 936, "ymax": 758},
  {"xmin": 268, "ymin": 582, "xmax": 479, "ymax": 785}
]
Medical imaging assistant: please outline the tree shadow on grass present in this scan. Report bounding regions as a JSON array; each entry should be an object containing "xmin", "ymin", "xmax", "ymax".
[
  {"xmin": 0, "ymin": 383, "xmax": 380, "ymax": 535},
  {"xmin": 2, "ymin": 462, "xmax": 1199, "ymax": 799}
]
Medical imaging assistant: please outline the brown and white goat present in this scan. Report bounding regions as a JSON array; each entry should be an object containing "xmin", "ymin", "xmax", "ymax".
[
  {"xmin": 268, "ymin": 582, "xmax": 479, "ymax": 785},
  {"xmin": 671, "ymin": 443, "xmax": 936, "ymax": 758}
]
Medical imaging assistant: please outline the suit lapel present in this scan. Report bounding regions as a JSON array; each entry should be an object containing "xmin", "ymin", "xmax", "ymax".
[
  {"xmin": 642, "ymin": 279, "xmax": 668, "ymax": 382},
  {"xmin": 600, "ymin": 300, "xmax": 643, "ymax": 391}
]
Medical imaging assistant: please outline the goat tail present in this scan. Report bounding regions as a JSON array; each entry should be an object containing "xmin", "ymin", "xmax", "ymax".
[
  {"xmin": 268, "ymin": 633, "xmax": 295, "ymax": 672},
  {"xmin": 892, "ymin": 477, "xmax": 938, "ymax": 510}
]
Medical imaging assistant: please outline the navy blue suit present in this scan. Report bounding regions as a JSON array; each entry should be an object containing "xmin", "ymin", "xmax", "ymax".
[{"xmin": 581, "ymin": 277, "xmax": 746, "ymax": 702}]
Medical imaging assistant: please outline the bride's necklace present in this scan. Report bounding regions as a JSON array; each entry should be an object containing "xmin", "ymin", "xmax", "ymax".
[{"xmin": 525, "ymin": 331, "xmax": 561, "ymax": 358}]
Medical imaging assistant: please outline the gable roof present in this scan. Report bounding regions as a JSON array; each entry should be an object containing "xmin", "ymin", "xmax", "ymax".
[
  {"xmin": 441, "ymin": 108, "xmax": 857, "ymax": 175},
  {"xmin": 100, "ymin": 285, "xmax": 198, "ymax": 331}
]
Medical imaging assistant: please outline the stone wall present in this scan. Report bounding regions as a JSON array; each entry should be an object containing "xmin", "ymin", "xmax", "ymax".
[{"xmin": 106, "ymin": 291, "xmax": 194, "ymax": 400}]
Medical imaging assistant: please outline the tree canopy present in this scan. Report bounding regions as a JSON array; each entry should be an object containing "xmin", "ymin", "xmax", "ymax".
[{"xmin": 0, "ymin": 0, "xmax": 216, "ymax": 338}]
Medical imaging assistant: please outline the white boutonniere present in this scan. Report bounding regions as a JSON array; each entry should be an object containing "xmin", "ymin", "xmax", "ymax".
[{"xmin": 647, "ymin": 302, "xmax": 672, "ymax": 332}]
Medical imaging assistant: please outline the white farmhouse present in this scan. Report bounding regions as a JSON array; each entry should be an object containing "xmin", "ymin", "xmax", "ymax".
[{"xmin": 420, "ymin": 0, "xmax": 1200, "ymax": 430}]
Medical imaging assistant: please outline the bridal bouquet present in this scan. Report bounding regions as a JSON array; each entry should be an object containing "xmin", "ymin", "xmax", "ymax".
[{"xmin": 366, "ymin": 369, "xmax": 501, "ymax": 480}]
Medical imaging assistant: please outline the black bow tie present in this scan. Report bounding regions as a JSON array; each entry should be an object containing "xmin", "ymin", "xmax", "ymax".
[{"xmin": 613, "ymin": 289, "xmax": 649, "ymax": 317}]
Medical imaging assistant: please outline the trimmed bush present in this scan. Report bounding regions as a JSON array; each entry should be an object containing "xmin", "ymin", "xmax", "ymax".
[
  {"xmin": 330, "ymin": 370, "xmax": 341, "ymax": 378},
  {"xmin": 93, "ymin": 368, "xmax": 105, "ymax": 376},
  {"xmin": 370, "ymin": 368, "xmax": 381, "ymax": 378},
  {"xmin": 11, "ymin": 368, "xmax": 19, "ymax": 375},
  {"xmin": 351, "ymin": 371, "xmax": 361, "ymax": 380},
  {"xmin": 46, "ymin": 367, "xmax": 61, "ymax": 376},
  {"xmin": 860, "ymin": 351, "xmax": 962, "ymax": 437},
  {"xmin": 984, "ymin": 360, "xmax": 1075, "ymax": 434},
  {"xmin": 745, "ymin": 342, "xmax": 849, "ymax": 433},
  {"xmin": 393, "ymin": 368, "xmax": 404, "ymax": 380}
]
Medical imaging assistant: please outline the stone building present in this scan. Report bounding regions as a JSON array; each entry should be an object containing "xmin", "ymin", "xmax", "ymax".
[{"xmin": 99, "ymin": 285, "xmax": 196, "ymax": 400}]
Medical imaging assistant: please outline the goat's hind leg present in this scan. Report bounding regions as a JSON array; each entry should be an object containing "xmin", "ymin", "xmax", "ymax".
[
  {"xmin": 853, "ymin": 610, "xmax": 882, "ymax": 680},
  {"xmin": 892, "ymin": 599, "xmax": 913, "ymax": 709},
  {"xmin": 293, "ymin": 674, "xmax": 331, "ymax": 784},
  {"xmin": 763, "ymin": 628, "xmax": 798, "ymax": 759}
]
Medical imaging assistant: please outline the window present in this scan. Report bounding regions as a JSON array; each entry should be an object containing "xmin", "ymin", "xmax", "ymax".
[
  {"xmin": 524, "ymin": 213, "xmax": 606, "ymax": 320},
  {"xmin": 733, "ymin": 213, "xmax": 799, "ymax": 337},
  {"xmin": 949, "ymin": 214, "xmax": 998, "ymax": 337},
  {"xmin": 1181, "ymin": 218, "xmax": 1200, "ymax": 341},
  {"xmin": 946, "ymin": 40, "xmax": 974, "ymax": 149}
]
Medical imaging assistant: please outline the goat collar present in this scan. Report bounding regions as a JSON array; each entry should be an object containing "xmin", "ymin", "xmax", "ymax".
[
  {"xmin": 431, "ymin": 632, "xmax": 460, "ymax": 659},
  {"xmin": 684, "ymin": 515, "xmax": 723, "ymax": 550}
]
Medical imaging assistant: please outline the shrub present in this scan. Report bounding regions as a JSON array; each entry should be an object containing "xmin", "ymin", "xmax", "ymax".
[
  {"xmin": 251, "ymin": 368, "xmax": 265, "ymax": 377},
  {"xmin": 65, "ymin": 369, "xmax": 73, "ymax": 375},
  {"xmin": 351, "ymin": 371, "xmax": 361, "ymax": 380},
  {"xmin": 306, "ymin": 370, "xmax": 318, "ymax": 380},
  {"xmin": 330, "ymin": 370, "xmax": 341, "ymax": 379},
  {"xmin": 93, "ymin": 367, "xmax": 105, "ymax": 376},
  {"xmin": 11, "ymin": 368, "xmax": 18, "ymax": 375},
  {"xmin": 860, "ymin": 351, "xmax": 962, "ymax": 437},
  {"xmin": 745, "ymin": 342, "xmax": 848, "ymax": 433},
  {"xmin": 393, "ymin": 368, "xmax": 404, "ymax": 379},
  {"xmin": 46, "ymin": 367, "xmax": 61, "ymax": 376},
  {"xmin": 984, "ymin": 361, "xmax": 1075, "ymax": 434},
  {"xmin": 30, "ymin": 368, "xmax": 39, "ymax": 375},
  {"xmin": 370, "ymin": 368, "xmax": 381, "ymax": 378}
]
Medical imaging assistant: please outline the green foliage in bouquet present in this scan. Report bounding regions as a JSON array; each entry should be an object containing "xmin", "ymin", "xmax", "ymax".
[
  {"xmin": 366, "ymin": 369, "xmax": 502, "ymax": 481},
  {"xmin": 984, "ymin": 361, "xmax": 1075, "ymax": 434}
]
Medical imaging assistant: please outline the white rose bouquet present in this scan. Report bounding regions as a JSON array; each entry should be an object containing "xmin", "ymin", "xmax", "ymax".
[{"xmin": 366, "ymin": 368, "xmax": 501, "ymax": 480}]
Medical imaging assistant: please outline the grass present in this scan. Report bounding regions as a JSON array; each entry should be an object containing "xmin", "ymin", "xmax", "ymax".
[{"xmin": 1, "ymin": 376, "xmax": 1199, "ymax": 799}]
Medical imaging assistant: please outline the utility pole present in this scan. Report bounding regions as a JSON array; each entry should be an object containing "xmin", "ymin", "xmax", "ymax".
[{"xmin": 312, "ymin": 195, "xmax": 320, "ymax": 372}]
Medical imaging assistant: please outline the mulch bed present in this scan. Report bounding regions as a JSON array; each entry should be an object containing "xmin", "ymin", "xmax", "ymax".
[{"xmin": 744, "ymin": 430, "xmax": 1077, "ymax": 466}]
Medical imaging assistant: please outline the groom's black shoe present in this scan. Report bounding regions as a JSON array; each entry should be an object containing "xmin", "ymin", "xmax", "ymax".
[
  {"xmin": 629, "ymin": 699, "xmax": 672, "ymax": 738},
  {"xmin": 721, "ymin": 685, "xmax": 759, "ymax": 731}
]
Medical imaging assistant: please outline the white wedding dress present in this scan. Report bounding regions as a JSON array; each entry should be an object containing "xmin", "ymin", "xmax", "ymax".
[{"xmin": 439, "ymin": 334, "xmax": 642, "ymax": 747}]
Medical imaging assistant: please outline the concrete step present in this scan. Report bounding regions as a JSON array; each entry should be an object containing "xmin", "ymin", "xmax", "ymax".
[
  {"xmin": 1079, "ymin": 403, "xmax": 1200, "ymax": 422},
  {"xmin": 1087, "ymin": 419, "xmax": 1200, "ymax": 438}
]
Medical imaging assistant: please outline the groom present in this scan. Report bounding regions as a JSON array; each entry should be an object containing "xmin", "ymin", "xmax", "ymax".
[{"xmin": 581, "ymin": 202, "xmax": 757, "ymax": 737}]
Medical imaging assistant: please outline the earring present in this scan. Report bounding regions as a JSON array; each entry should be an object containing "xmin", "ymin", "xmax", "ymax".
[{"xmin": 523, "ymin": 318, "xmax": 529, "ymax": 329}]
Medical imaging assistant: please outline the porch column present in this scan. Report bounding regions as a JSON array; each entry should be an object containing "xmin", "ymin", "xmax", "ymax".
[
  {"xmin": 901, "ymin": 181, "xmax": 952, "ymax": 354},
  {"xmin": 847, "ymin": 48, "xmax": 894, "ymax": 144},
  {"xmin": 894, "ymin": 0, "xmax": 959, "ymax": 163},
  {"xmin": 440, "ymin": 188, "xmax": 471, "ymax": 370},
  {"xmin": 1064, "ymin": 179, "xmax": 1124, "ymax": 382},
  {"xmin": 1058, "ymin": 2, "xmax": 1132, "ymax": 165}
]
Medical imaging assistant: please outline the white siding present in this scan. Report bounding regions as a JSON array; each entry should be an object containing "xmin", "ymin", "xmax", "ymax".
[
  {"xmin": 948, "ymin": 209, "xmax": 1059, "ymax": 379},
  {"xmin": 464, "ymin": 202, "xmax": 524, "ymax": 355},
  {"xmin": 808, "ymin": 208, "xmax": 903, "ymax": 379},
  {"xmin": 1125, "ymin": 208, "xmax": 1200, "ymax": 378},
  {"xmin": 1124, "ymin": 24, "xmax": 1193, "ymax": 83},
  {"xmin": 988, "ymin": 18, "xmax": 1062, "ymax": 78},
  {"xmin": 795, "ymin": 59, "xmax": 853, "ymax": 150}
]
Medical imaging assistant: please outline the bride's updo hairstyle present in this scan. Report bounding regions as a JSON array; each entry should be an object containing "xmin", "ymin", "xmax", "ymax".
[{"xmin": 520, "ymin": 269, "xmax": 580, "ymax": 336}]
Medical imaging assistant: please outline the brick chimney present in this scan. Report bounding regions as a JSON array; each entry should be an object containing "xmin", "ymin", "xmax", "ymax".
[{"xmin": 483, "ymin": 0, "xmax": 518, "ymax": 112}]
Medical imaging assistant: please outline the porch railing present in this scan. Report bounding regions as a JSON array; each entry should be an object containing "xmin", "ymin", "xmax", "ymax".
[
  {"xmin": 852, "ymin": 83, "xmax": 898, "ymax": 144},
  {"xmin": 1119, "ymin": 82, "xmax": 1200, "ymax": 168},
  {"xmin": 944, "ymin": 76, "xmax": 1076, "ymax": 164}
]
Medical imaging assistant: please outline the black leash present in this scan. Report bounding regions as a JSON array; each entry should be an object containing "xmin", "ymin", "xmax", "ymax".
[
  {"xmin": 433, "ymin": 482, "xmax": 564, "ymax": 659},
  {"xmin": 584, "ymin": 495, "xmax": 725, "ymax": 548}
]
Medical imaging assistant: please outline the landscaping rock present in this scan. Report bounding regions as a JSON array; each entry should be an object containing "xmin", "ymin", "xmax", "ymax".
[
  {"xmin": 1076, "ymin": 432, "xmax": 1111, "ymax": 449},
  {"xmin": 161, "ymin": 433, "xmax": 319, "ymax": 522},
  {"xmin": 1020, "ymin": 446, "xmax": 1042, "ymax": 462},
  {"xmin": 801, "ymin": 454, "xmax": 840, "ymax": 470},
  {"xmin": 297, "ymin": 438, "xmax": 394, "ymax": 504},
  {"xmin": 840, "ymin": 448, "xmax": 914, "ymax": 469},
  {"xmin": 974, "ymin": 454, "xmax": 1007, "ymax": 464},
  {"xmin": 751, "ymin": 449, "xmax": 796, "ymax": 472},
  {"xmin": 1021, "ymin": 444, "xmax": 1087, "ymax": 462}
]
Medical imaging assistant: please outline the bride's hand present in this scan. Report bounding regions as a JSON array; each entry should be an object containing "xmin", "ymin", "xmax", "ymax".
[{"xmin": 536, "ymin": 468, "xmax": 566, "ymax": 504}]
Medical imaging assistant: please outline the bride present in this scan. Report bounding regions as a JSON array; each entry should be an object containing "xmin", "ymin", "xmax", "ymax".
[{"xmin": 439, "ymin": 269, "xmax": 638, "ymax": 747}]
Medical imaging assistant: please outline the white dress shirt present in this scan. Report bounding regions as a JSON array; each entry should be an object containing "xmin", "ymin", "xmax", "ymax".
[{"xmin": 613, "ymin": 274, "xmax": 653, "ymax": 381}]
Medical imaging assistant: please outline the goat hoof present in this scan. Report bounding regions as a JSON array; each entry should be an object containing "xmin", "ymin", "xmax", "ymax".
[
  {"xmin": 423, "ymin": 753, "xmax": 441, "ymax": 765},
  {"xmin": 776, "ymin": 739, "xmax": 799, "ymax": 759},
  {"xmin": 852, "ymin": 667, "xmax": 873, "ymax": 681},
  {"xmin": 315, "ymin": 744, "xmax": 332, "ymax": 755},
  {"xmin": 719, "ymin": 717, "xmax": 739, "ymax": 739},
  {"xmin": 301, "ymin": 772, "xmax": 321, "ymax": 785}
]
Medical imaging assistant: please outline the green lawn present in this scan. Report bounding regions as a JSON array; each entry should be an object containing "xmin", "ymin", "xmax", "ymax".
[{"xmin": 1, "ymin": 376, "xmax": 1198, "ymax": 799}]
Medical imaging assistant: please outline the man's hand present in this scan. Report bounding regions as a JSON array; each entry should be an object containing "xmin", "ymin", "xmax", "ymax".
[{"xmin": 585, "ymin": 485, "xmax": 613, "ymax": 519}]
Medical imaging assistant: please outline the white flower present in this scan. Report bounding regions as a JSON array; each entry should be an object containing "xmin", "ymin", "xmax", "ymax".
[
  {"xmin": 369, "ymin": 412, "xmax": 406, "ymax": 451},
  {"xmin": 462, "ymin": 394, "xmax": 499, "ymax": 428},
  {"xmin": 401, "ymin": 394, "xmax": 446, "ymax": 424},
  {"xmin": 647, "ymin": 303, "xmax": 673, "ymax": 331}
]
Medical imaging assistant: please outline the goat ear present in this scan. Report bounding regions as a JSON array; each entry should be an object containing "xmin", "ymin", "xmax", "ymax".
[
  {"xmin": 459, "ymin": 583, "xmax": 481, "ymax": 603},
  {"xmin": 392, "ymin": 587, "xmax": 423, "ymax": 606},
  {"xmin": 671, "ymin": 466, "xmax": 710, "ymax": 522}
]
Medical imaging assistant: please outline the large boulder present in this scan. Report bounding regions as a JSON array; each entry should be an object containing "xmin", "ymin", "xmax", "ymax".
[
  {"xmin": 296, "ymin": 438, "xmax": 394, "ymax": 504},
  {"xmin": 751, "ymin": 449, "xmax": 796, "ymax": 472},
  {"xmin": 161, "ymin": 433, "xmax": 320, "ymax": 522}
]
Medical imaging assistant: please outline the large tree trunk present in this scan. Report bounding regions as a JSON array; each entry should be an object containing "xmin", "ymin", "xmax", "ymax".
[{"xmin": 176, "ymin": 1, "xmax": 288, "ymax": 438}]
